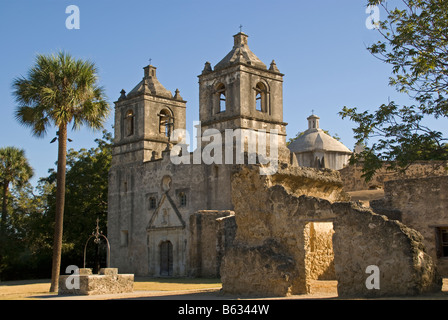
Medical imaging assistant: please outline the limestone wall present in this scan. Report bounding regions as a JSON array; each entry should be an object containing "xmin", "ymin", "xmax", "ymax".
[
  {"xmin": 339, "ymin": 161, "xmax": 448, "ymax": 192},
  {"xmin": 221, "ymin": 165, "xmax": 344, "ymax": 296},
  {"xmin": 189, "ymin": 210, "xmax": 236, "ymax": 278},
  {"xmin": 332, "ymin": 202, "xmax": 440, "ymax": 297},
  {"xmin": 220, "ymin": 164, "xmax": 442, "ymax": 297},
  {"xmin": 371, "ymin": 176, "xmax": 448, "ymax": 276},
  {"xmin": 269, "ymin": 165, "xmax": 350, "ymax": 203}
]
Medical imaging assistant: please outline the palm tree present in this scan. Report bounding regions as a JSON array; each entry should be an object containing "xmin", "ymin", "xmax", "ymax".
[
  {"xmin": 12, "ymin": 51, "xmax": 110, "ymax": 292},
  {"xmin": 0, "ymin": 147, "xmax": 34, "ymax": 265}
]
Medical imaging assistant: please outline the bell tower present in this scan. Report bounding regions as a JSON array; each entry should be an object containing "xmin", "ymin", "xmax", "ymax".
[
  {"xmin": 112, "ymin": 64, "xmax": 187, "ymax": 165},
  {"xmin": 198, "ymin": 32, "xmax": 287, "ymax": 147}
]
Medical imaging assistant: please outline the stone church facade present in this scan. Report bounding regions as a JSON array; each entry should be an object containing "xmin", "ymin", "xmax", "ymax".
[{"xmin": 107, "ymin": 32, "xmax": 288, "ymax": 277}]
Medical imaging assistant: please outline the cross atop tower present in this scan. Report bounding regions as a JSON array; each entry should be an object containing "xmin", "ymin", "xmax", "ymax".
[{"xmin": 239, "ymin": 24, "xmax": 243, "ymax": 33}]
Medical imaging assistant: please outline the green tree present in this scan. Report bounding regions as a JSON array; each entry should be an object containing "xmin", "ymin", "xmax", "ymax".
[
  {"xmin": 2, "ymin": 181, "xmax": 53, "ymax": 280},
  {"xmin": 0, "ymin": 132, "xmax": 112, "ymax": 281},
  {"xmin": 42, "ymin": 131, "xmax": 112, "ymax": 273},
  {"xmin": 64, "ymin": 131, "xmax": 112, "ymax": 272},
  {"xmin": 0, "ymin": 147, "xmax": 34, "ymax": 278},
  {"xmin": 340, "ymin": 0, "xmax": 448, "ymax": 181},
  {"xmin": 12, "ymin": 51, "xmax": 110, "ymax": 291}
]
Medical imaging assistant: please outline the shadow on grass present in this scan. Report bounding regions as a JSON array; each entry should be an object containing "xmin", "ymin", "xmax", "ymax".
[{"xmin": 0, "ymin": 278, "xmax": 51, "ymax": 286}]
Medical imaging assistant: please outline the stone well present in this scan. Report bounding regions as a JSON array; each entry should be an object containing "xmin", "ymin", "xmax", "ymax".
[{"xmin": 58, "ymin": 268, "xmax": 134, "ymax": 296}]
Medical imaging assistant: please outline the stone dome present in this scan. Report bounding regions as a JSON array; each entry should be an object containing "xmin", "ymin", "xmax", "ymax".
[
  {"xmin": 288, "ymin": 114, "xmax": 352, "ymax": 170},
  {"xmin": 288, "ymin": 114, "xmax": 351, "ymax": 154}
]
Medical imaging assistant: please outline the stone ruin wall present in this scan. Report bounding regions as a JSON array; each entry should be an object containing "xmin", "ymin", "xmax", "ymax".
[
  {"xmin": 339, "ymin": 161, "xmax": 448, "ymax": 192},
  {"xmin": 189, "ymin": 210, "xmax": 236, "ymax": 278},
  {"xmin": 371, "ymin": 176, "xmax": 448, "ymax": 277},
  {"xmin": 220, "ymin": 164, "xmax": 442, "ymax": 297},
  {"xmin": 332, "ymin": 201, "xmax": 440, "ymax": 297}
]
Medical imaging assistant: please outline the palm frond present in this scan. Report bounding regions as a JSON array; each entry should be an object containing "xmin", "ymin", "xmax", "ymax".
[
  {"xmin": 0, "ymin": 146, "xmax": 34, "ymax": 187},
  {"xmin": 12, "ymin": 50, "xmax": 110, "ymax": 136}
]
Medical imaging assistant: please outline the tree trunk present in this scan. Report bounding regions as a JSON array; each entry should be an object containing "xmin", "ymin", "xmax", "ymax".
[
  {"xmin": 49, "ymin": 124, "xmax": 68, "ymax": 293},
  {"xmin": 0, "ymin": 180, "xmax": 9, "ymax": 278}
]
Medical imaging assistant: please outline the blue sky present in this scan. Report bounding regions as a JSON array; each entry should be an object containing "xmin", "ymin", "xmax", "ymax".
[{"xmin": 1, "ymin": 0, "xmax": 445, "ymax": 185}]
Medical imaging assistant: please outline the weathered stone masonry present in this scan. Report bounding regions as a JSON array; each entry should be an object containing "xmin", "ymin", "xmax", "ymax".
[
  {"xmin": 371, "ymin": 176, "xmax": 448, "ymax": 277},
  {"xmin": 220, "ymin": 165, "xmax": 442, "ymax": 297}
]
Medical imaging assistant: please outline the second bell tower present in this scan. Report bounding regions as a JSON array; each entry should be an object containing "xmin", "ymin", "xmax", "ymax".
[{"xmin": 198, "ymin": 32, "xmax": 287, "ymax": 147}]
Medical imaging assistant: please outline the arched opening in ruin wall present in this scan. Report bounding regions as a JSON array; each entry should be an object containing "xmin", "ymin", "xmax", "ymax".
[
  {"xmin": 221, "ymin": 165, "xmax": 442, "ymax": 298},
  {"xmin": 304, "ymin": 221, "xmax": 337, "ymax": 295}
]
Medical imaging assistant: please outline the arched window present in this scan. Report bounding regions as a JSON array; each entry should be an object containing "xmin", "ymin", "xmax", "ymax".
[
  {"xmin": 159, "ymin": 109, "xmax": 173, "ymax": 137},
  {"xmin": 125, "ymin": 110, "xmax": 135, "ymax": 136},
  {"xmin": 216, "ymin": 83, "xmax": 226, "ymax": 113},
  {"xmin": 254, "ymin": 82, "xmax": 267, "ymax": 113},
  {"xmin": 256, "ymin": 92, "xmax": 262, "ymax": 111}
]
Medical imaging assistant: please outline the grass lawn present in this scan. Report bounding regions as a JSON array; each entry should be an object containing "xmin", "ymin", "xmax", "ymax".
[
  {"xmin": 0, "ymin": 277, "xmax": 222, "ymax": 300},
  {"xmin": 0, "ymin": 279, "xmax": 54, "ymax": 300},
  {"xmin": 2, "ymin": 277, "xmax": 447, "ymax": 300},
  {"xmin": 134, "ymin": 277, "xmax": 222, "ymax": 291}
]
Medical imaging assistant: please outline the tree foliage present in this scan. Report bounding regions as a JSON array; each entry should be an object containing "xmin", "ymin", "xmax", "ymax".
[
  {"xmin": 0, "ymin": 147, "xmax": 34, "ymax": 234},
  {"xmin": 0, "ymin": 132, "xmax": 112, "ymax": 281},
  {"xmin": 0, "ymin": 147, "xmax": 34, "ymax": 279},
  {"xmin": 12, "ymin": 51, "xmax": 110, "ymax": 137},
  {"xmin": 340, "ymin": 0, "xmax": 448, "ymax": 181}
]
